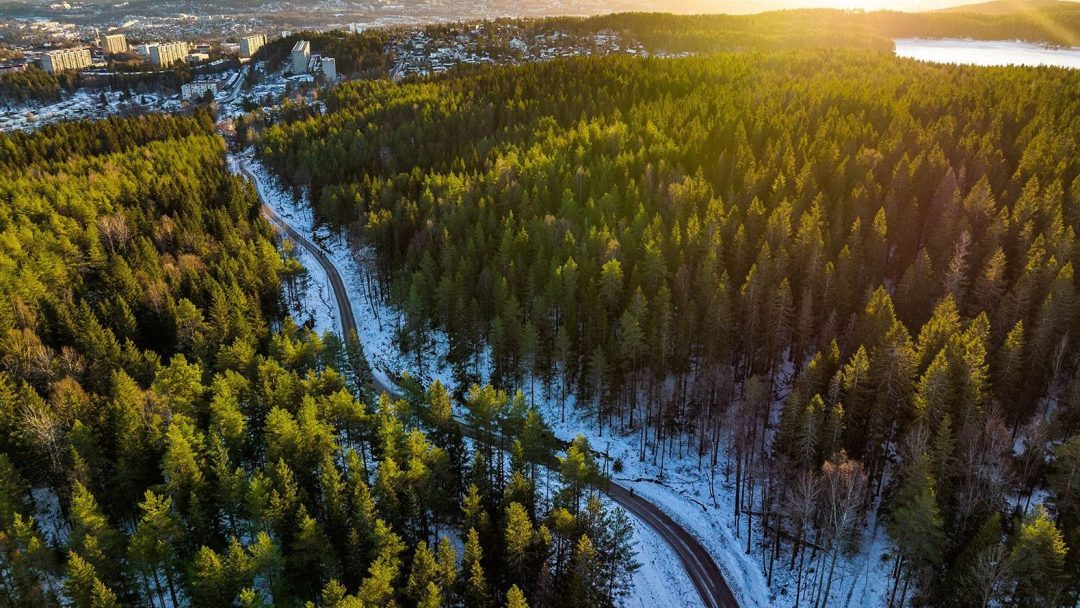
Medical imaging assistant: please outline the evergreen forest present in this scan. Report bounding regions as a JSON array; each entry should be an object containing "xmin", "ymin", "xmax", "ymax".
[
  {"xmin": 0, "ymin": 113, "xmax": 636, "ymax": 608},
  {"xmin": 260, "ymin": 48, "xmax": 1080, "ymax": 606}
]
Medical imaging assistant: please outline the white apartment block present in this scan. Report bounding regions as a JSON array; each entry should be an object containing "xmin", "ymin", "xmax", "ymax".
[
  {"xmin": 149, "ymin": 41, "xmax": 190, "ymax": 67},
  {"xmin": 181, "ymin": 80, "xmax": 221, "ymax": 101},
  {"xmin": 102, "ymin": 33, "xmax": 128, "ymax": 55},
  {"xmin": 291, "ymin": 40, "xmax": 310, "ymax": 74},
  {"xmin": 240, "ymin": 34, "xmax": 266, "ymax": 58},
  {"xmin": 322, "ymin": 56, "xmax": 337, "ymax": 80},
  {"xmin": 40, "ymin": 47, "xmax": 92, "ymax": 73}
]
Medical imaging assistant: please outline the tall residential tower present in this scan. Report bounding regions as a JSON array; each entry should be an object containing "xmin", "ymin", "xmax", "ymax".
[
  {"xmin": 290, "ymin": 40, "xmax": 310, "ymax": 74},
  {"xmin": 102, "ymin": 33, "xmax": 128, "ymax": 55},
  {"xmin": 240, "ymin": 34, "xmax": 266, "ymax": 58}
]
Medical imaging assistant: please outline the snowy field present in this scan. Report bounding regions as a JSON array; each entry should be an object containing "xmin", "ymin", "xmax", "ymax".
[{"xmin": 234, "ymin": 151, "xmax": 895, "ymax": 608}]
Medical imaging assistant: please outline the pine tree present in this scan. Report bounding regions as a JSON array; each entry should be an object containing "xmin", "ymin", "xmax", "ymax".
[
  {"xmin": 435, "ymin": 534, "xmax": 459, "ymax": 592},
  {"xmin": 239, "ymin": 533, "xmax": 278, "ymax": 598},
  {"xmin": 345, "ymin": 454, "xmax": 378, "ymax": 585},
  {"xmin": 162, "ymin": 414, "xmax": 207, "ymax": 532},
  {"xmin": 64, "ymin": 551, "xmax": 120, "ymax": 608},
  {"xmin": 417, "ymin": 581, "xmax": 443, "ymax": 608},
  {"xmin": 569, "ymin": 534, "xmax": 603, "ymax": 608},
  {"xmin": 320, "ymin": 579, "xmax": 348, "ymax": 607},
  {"xmin": 558, "ymin": 436, "xmax": 600, "ymax": 514},
  {"xmin": 289, "ymin": 506, "xmax": 336, "ymax": 598},
  {"xmin": 189, "ymin": 545, "xmax": 234, "ymax": 608},
  {"xmin": 462, "ymin": 527, "xmax": 489, "ymax": 607},
  {"xmin": 0, "ymin": 453, "xmax": 28, "ymax": 527},
  {"xmin": 592, "ymin": 502, "xmax": 638, "ymax": 603},
  {"xmin": 128, "ymin": 490, "xmax": 184, "ymax": 607},
  {"xmin": 505, "ymin": 583, "xmax": 528, "ymax": 608},
  {"xmin": 345, "ymin": 329, "xmax": 373, "ymax": 400},
  {"xmin": 886, "ymin": 453, "xmax": 945, "ymax": 606},
  {"xmin": 358, "ymin": 519, "xmax": 404, "ymax": 607},
  {"xmin": 406, "ymin": 541, "xmax": 438, "ymax": 603},
  {"xmin": 505, "ymin": 501, "xmax": 534, "ymax": 578},
  {"xmin": 1011, "ymin": 507, "xmax": 1068, "ymax": 606},
  {"xmin": 68, "ymin": 482, "xmax": 123, "ymax": 586}
]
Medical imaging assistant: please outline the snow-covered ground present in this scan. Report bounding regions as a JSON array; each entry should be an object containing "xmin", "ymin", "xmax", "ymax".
[
  {"xmin": 235, "ymin": 151, "xmax": 895, "ymax": 608},
  {"xmin": 286, "ymin": 239, "xmax": 341, "ymax": 336},
  {"xmin": 31, "ymin": 487, "xmax": 68, "ymax": 545},
  {"xmin": 233, "ymin": 152, "xmax": 400, "ymax": 393},
  {"xmin": 537, "ymin": 390, "xmax": 895, "ymax": 608},
  {"xmin": 0, "ymin": 88, "xmax": 182, "ymax": 133}
]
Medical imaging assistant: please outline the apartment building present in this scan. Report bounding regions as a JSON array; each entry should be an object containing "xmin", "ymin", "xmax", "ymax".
[
  {"xmin": 40, "ymin": 47, "xmax": 91, "ymax": 73},
  {"xmin": 102, "ymin": 33, "xmax": 128, "ymax": 55},
  {"xmin": 290, "ymin": 40, "xmax": 310, "ymax": 74},
  {"xmin": 148, "ymin": 41, "xmax": 190, "ymax": 67},
  {"xmin": 181, "ymin": 80, "xmax": 221, "ymax": 101},
  {"xmin": 240, "ymin": 34, "xmax": 266, "ymax": 58}
]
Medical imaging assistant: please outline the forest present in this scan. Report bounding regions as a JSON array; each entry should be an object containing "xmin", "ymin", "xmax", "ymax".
[
  {"xmin": 0, "ymin": 113, "xmax": 636, "ymax": 607},
  {"xmin": 0, "ymin": 66, "xmax": 70, "ymax": 105},
  {"xmin": 260, "ymin": 48, "xmax": 1080, "ymax": 606}
]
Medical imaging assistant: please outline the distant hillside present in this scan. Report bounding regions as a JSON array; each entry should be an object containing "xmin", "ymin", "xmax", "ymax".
[
  {"xmin": 865, "ymin": 2, "xmax": 1080, "ymax": 46},
  {"xmin": 935, "ymin": 0, "xmax": 1080, "ymax": 14},
  {"xmin": 574, "ymin": 9, "xmax": 1080, "ymax": 51}
]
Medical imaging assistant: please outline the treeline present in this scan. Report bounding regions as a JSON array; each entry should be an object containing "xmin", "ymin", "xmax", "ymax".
[
  {"xmin": 867, "ymin": 4, "xmax": 1080, "ymax": 47},
  {"xmin": 0, "ymin": 114, "xmax": 636, "ymax": 608},
  {"xmin": 574, "ymin": 9, "xmax": 1080, "ymax": 53},
  {"xmin": 569, "ymin": 11, "xmax": 894, "ymax": 54},
  {"xmin": 0, "ymin": 110, "xmax": 215, "ymax": 170},
  {"xmin": 0, "ymin": 66, "xmax": 71, "ymax": 105},
  {"xmin": 261, "ymin": 50, "xmax": 1080, "ymax": 605}
]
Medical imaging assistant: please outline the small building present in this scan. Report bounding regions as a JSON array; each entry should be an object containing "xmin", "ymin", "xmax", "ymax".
[
  {"xmin": 102, "ymin": 33, "xmax": 127, "ymax": 55},
  {"xmin": 187, "ymin": 52, "xmax": 210, "ymax": 65},
  {"xmin": 290, "ymin": 39, "xmax": 310, "ymax": 74},
  {"xmin": 239, "ymin": 34, "xmax": 266, "ymax": 58},
  {"xmin": 322, "ymin": 56, "xmax": 336, "ymax": 81},
  {"xmin": 40, "ymin": 47, "xmax": 92, "ymax": 73},
  {"xmin": 181, "ymin": 80, "xmax": 221, "ymax": 101}
]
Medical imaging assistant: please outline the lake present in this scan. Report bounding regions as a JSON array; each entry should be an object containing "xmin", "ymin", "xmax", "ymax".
[{"xmin": 894, "ymin": 38, "xmax": 1080, "ymax": 69}]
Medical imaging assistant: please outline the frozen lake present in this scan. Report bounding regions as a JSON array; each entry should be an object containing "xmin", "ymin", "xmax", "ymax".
[{"xmin": 894, "ymin": 38, "xmax": 1080, "ymax": 69}]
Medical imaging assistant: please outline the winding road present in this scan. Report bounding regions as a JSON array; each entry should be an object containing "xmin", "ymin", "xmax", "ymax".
[{"xmin": 242, "ymin": 162, "xmax": 739, "ymax": 608}]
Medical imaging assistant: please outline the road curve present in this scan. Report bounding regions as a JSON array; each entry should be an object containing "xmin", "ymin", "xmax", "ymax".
[
  {"xmin": 608, "ymin": 483, "xmax": 737, "ymax": 608},
  {"xmin": 240, "ymin": 163, "xmax": 739, "ymax": 608}
]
